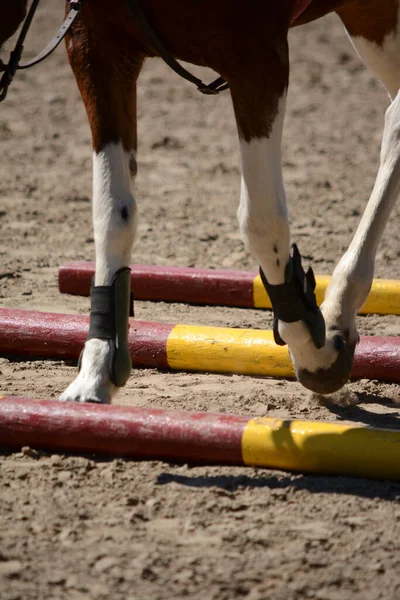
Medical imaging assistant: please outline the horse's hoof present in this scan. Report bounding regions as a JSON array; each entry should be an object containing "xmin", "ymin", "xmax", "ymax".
[{"xmin": 296, "ymin": 337, "xmax": 357, "ymax": 395}]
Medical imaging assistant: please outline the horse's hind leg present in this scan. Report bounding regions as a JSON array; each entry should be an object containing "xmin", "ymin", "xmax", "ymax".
[
  {"xmin": 338, "ymin": 0, "xmax": 400, "ymax": 100},
  {"xmin": 315, "ymin": 1, "xmax": 400, "ymax": 390},
  {"xmin": 60, "ymin": 13, "xmax": 143, "ymax": 403}
]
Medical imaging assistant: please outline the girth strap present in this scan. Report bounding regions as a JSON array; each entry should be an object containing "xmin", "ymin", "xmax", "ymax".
[
  {"xmin": 259, "ymin": 244, "xmax": 326, "ymax": 349},
  {"xmin": 123, "ymin": 0, "xmax": 229, "ymax": 95}
]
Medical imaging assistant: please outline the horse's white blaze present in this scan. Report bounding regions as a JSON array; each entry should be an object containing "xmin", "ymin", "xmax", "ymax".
[
  {"xmin": 345, "ymin": 6, "xmax": 400, "ymax": 99},
  {"xmin": 93, "ymin": 141, "xmax": 138, "ymax": 285},
  {"xmin": 238, "ymin": 95, "xmax": 289, "ymax": 285}
]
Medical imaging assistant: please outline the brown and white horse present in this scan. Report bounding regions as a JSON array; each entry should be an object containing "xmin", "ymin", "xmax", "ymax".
[{"xmin": 3, "ymin": 0, "xmax": 400, "ymax": 402}]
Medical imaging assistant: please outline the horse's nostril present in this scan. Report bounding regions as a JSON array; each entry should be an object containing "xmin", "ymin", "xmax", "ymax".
[{"xmin": 332, "ymin": 334, "xmax": 344, "ymax": 352}]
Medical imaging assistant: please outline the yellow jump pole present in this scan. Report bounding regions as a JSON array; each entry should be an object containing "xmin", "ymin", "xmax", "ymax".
[
  {"xmin": 242, "ymin": 417, "xmax": 400, "ymax": 480},
  {"xmin": 254, "ymin": 274, "xmax": 400, "ymax": 315}
]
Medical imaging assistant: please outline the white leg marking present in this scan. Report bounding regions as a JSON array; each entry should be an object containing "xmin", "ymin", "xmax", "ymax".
[
  {"xmin": 93, "ymin": 143, "xmax": 138, "ymax": 285},
  {"xmin": 59, "ymin": 339, "xmax": 117, "ymax": 404},
  {"xmin": 238, "ymin": 96, "xmax": 289, "ymax": 285},
  {"xmin": 60, "ymin": 141, "xmax": 137, "ymax": 403}
]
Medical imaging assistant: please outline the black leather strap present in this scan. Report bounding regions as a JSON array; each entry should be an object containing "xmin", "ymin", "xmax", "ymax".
[
  {"xmin": 17, "ymin": 2, "xmax": 83, "ymax": 70},
  {"xmin": 123, "ymin": 0, "xmax": 229, "ymax": 95},
  {"xmin": 0, "ymin": 0, "xmax": 83, "ymax": 102}
]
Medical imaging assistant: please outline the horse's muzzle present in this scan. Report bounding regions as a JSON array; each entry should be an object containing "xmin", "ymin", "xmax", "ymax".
[{"xmin": 296, "ymin": 338, "xmax": 357, "ymax": 395}]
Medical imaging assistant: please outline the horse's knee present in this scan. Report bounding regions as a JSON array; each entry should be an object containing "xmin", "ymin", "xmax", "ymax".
[
  {"xmin": 93, "ymin": 142, "xmax": 138, "ymax": 254},
  {"xmin": 382, "ymin": 92, "xmax": 400, "ymax": 161},
  {"xmin": 238, "ymin": 210, "xmax": 269, "ymax": 256}
]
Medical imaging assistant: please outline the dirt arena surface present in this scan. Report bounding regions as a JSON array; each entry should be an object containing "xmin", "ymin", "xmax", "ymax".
[{"xmin": 1, "ymin": 3, "xmax": 400, "ymax": 599}]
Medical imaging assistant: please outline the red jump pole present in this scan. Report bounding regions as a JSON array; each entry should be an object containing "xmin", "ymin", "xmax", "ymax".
[
  {"xmin": 0, "ymin": 397, "xmax": 247, "ymax": 463},
  {"xmin": 58, "ymin": 261, "xmax": 255, "ymax": 307}
]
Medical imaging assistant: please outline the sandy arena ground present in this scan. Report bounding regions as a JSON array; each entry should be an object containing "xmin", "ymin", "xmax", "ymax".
[{"xmin": 1, "ymin": 3, "xmax": 400, "ymax": 599}]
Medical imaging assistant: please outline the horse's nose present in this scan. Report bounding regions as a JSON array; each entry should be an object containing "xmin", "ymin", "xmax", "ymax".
[{"xmin": 296, "ymin": 338, "xmax": 357, "ymax": 395}]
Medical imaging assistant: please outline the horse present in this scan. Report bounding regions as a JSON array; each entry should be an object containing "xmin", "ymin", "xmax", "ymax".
[{"xmin": 2, "ymin": 0, "xmax": 400, "ymax": 403}]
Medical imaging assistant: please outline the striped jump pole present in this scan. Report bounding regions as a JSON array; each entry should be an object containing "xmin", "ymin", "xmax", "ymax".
[
  {"xmin": 0, "ymin": 308, "xmax": 399, "ymax": 382},
  {"xmin": 1, "ymin": 396, "xmax": 400, "ymax": 480},
  {"xmin": 59, "ymin": 262, "xmax": 400, "ymax": 315}
]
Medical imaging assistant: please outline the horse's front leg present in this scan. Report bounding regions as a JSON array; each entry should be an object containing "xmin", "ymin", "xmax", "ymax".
[
  {"xmin": 320, "ymin": 90, "xmax": 400, "ymax": 390},
  {"xmin": 60, "ymin": 17, "xmax": 143, "ymax": 403},
  {"xmin": 229, "ymin": 40, "xmax": 357, "ymax": 395},
  {"xmin": 60, "ymin": 142, "xmax": 138, "ymax": 403}
]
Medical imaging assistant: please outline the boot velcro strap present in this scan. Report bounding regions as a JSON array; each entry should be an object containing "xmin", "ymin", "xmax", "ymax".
[
  {"xmin": 87, "ymin": 285, "xmax": 116, "ymax": 340},
  {"xmin": 260, "ymin": 271, "xmax": 310, "ymax": 323},
  {"xmin": 87, "ymin": 273, "xmax": 133, "ymax": 341},
  {"xmin": 259, "ymin": 245, "xmax": 317, "ymax": 323},
  {"xmin": 260, "ymin": 244, "xmax": 325, "ymax": 349}
]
